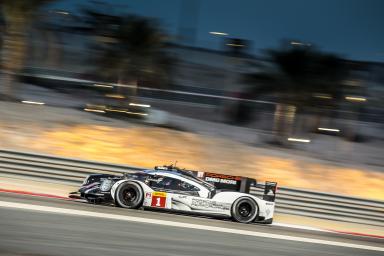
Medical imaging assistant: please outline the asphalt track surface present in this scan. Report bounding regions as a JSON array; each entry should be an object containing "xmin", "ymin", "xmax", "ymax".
[{"xmin": 0, "ymin": 193, "xmax": 383, "ymax": 256}]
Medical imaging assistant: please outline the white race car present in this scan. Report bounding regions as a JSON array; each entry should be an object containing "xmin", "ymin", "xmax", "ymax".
[{"xmin": 70, "ymin": 166, "xmax": 277, "ymax": 224}]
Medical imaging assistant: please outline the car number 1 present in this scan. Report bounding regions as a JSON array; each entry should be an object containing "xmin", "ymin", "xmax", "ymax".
[{"xmin": 151, "ymin": 192, "xmax": 167, "ymax": 208}]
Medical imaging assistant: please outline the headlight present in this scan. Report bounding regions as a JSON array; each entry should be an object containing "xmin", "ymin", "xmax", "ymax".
[{"xmin": 100, "ymin": 179, "xmax": 113, "ymax": 191}]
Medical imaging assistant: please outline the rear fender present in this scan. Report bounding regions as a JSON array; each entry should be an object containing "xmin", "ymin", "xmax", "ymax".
[{"xmin": 212, "ymin": 192, "xmax": 272, "ymax": 219}]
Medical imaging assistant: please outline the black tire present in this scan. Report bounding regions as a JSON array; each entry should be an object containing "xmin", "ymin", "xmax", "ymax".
[
  {"xmin": 231, "ymin": 197, "xmax": 258, "ymax": 223},
  {"xmin": 115, "ymin": 182, "xmax": 144, "ymax": 209}
]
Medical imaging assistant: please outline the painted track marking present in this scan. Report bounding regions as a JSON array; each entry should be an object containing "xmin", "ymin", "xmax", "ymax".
[
  {"xmin": 0, "ymin": 200, "xmax": 383, "ymax": 252},
  {"xmin": 1, "ymin": 189, "xmax": 383, "ymax": 239}
]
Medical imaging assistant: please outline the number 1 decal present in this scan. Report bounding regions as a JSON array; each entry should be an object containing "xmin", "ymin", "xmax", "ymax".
[
  {"xmin": 151, "ymin": 192, "xmax": 167, "ymax": 208},
  {"xmin": 156, "ymin": 197, "xmax": 161, "ymax": 206}
]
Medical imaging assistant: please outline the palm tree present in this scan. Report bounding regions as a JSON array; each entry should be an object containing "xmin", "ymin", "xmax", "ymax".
[
  {"xmin": 81, "ymin": 9, "xmax": 175, "ymax": 89},
  {"xmin": 244, "ymin": 45, "xmax": 350, "ymax": 143},
  {"xmin": 0, "ymin": 0, "xmax": 54, "ymax": 98}
]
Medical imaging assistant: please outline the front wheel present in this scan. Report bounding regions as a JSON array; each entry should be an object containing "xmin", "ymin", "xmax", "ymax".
[
  {"xmin": 115, "ymin": 182, "xmax": 144, "ymax": 209},
  {"xmin": 231, "ymin": 197, "xmax": 258, "ymax": 223}
]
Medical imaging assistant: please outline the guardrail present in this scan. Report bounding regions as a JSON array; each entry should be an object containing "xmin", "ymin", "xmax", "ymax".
[{"xmin": 0, "ymin": 149, "xmax": 383, "ymax": 226}]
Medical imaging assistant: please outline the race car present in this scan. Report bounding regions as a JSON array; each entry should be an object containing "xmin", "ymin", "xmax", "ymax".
[{"xmin": 69, "ymin": 165, "xmax": 277, "ymax": 224}]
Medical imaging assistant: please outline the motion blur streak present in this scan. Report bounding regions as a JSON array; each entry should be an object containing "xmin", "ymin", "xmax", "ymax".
[
  {"xmin": 21, "ymin": 100, "xmax": 45, "ymax": 105},
  {"xmin": 287, "ymin": 138, "xmax": 311, "ymax": 143},
  {"xmin": 318, "ymin": 127, "xmax": 340, "ymax": 132},
  {"xmin": 129, "ymin": 103, "xmax": 151, "ymax": 108},
  {"xmin": 93, "ymin": 84, "xmax": 113, "ymax": 88},
  {"xmin": 83, "ymin": 108, "xmax": 105, "ymax": 113},
  {"xmin": 345, "ymin": 96, "xmax": 367, "ymax": 102},
  {"xmin": 209, "ymin": 31, "xmax": 228, "ymax": 36},
  {"xmin": 126, "ymin": 111, "xmax": 148, "ymax": 116},
  {"xmin": 0, "ymin": 200, "xmax": 383, "ymax": 252}
]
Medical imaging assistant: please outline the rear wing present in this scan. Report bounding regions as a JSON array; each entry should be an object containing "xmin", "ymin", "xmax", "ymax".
[
  {"xmin": 195, "ymin": 171, "xmax": 277, "ymax": 201},
  {"xmin": 251, "ymin": 181, "xmax": 277, "ymax": 202}
]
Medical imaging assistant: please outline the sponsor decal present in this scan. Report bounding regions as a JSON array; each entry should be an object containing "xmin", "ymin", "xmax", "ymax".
[
  {"xmin": 152, "ymin": 191, "xmax": 167, "ymax": 197},
  {"xmin": 204, "ymin": 172, "xmax": 242, "ymax": 181},
  {"xmin": 145, "ymin": 192, "xmax": 152, "ymax": 198},
  {"xmin": 191, "ymin": 198, "xmax": 230, "ymax": 211},
  {"xmin": 205, "ymin": 177, "xmax": 237, "ymax": 185},
  {"xmin": 146, "ymin": 177, "xmax": 163, "ymax": 183}
]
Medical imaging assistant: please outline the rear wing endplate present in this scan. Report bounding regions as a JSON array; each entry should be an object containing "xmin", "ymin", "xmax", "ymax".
[{"xmin": 263, "ymin": 181, "xmax": 277, "ymax": 202}]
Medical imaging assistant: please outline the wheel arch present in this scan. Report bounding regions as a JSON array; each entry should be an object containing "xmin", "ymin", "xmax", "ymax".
[
  {"xmin": 114, "ymin": 180, "xmax": 147, "ymax": 209},
  {"xmin": 111, "ymin": 179, "xmax": 147, "ymax": 201},
  {"xmin": 213, "ymin": 192, "xmax": 268, "ymax": 221},
  {"xmin": 230, "ymin": 196, "xmax": 260, "ymax": 223},
  {"xmin": 230, "ymin": 196, "xmax": 260, "ymax": 215}
]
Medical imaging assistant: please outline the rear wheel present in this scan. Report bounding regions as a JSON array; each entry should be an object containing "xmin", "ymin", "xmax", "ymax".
[
  {"xmin": 115, "ymin": 182, "xmax": 143, "ymax": 209},
  {"xmin": 231, "ymin": 197, "xmax": 258, "ymax": 223}
]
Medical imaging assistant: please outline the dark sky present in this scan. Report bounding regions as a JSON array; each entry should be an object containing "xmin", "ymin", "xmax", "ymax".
[{"xmin": 54, "ymin": 0, "xmax": 384, "ymax": 62}]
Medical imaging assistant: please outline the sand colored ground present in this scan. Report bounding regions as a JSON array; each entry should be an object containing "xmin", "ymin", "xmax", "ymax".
[
  {"xmin": 0, "ymin": 177, "xmax": 76, "ymax": 198},
  {"xmin": 1, "ymin": 123, "xmax": 384, "ymax": 201},
  {"xmin": 0, "ymin": 102, "xmax": 383, "ymax": 200}
]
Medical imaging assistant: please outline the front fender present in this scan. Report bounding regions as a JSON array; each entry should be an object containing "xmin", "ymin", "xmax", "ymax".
[{"xmin": 110, "ymin": 180, "xmax": 126, "ymax": 200}]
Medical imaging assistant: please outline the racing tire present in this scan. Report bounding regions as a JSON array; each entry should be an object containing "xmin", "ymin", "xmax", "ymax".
[
  {"xmin": 115, "ymin": 182, "xmax": 144, "ymax": 209},
  {"xmin": 231, "ymin": 197, "xmax": 258, "ymax": 223}
]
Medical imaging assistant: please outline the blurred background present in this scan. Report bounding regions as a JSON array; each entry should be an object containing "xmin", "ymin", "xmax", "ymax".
[{"xmin": 0, "ymin": 0, "xmax": 383, "ymax": 200}]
